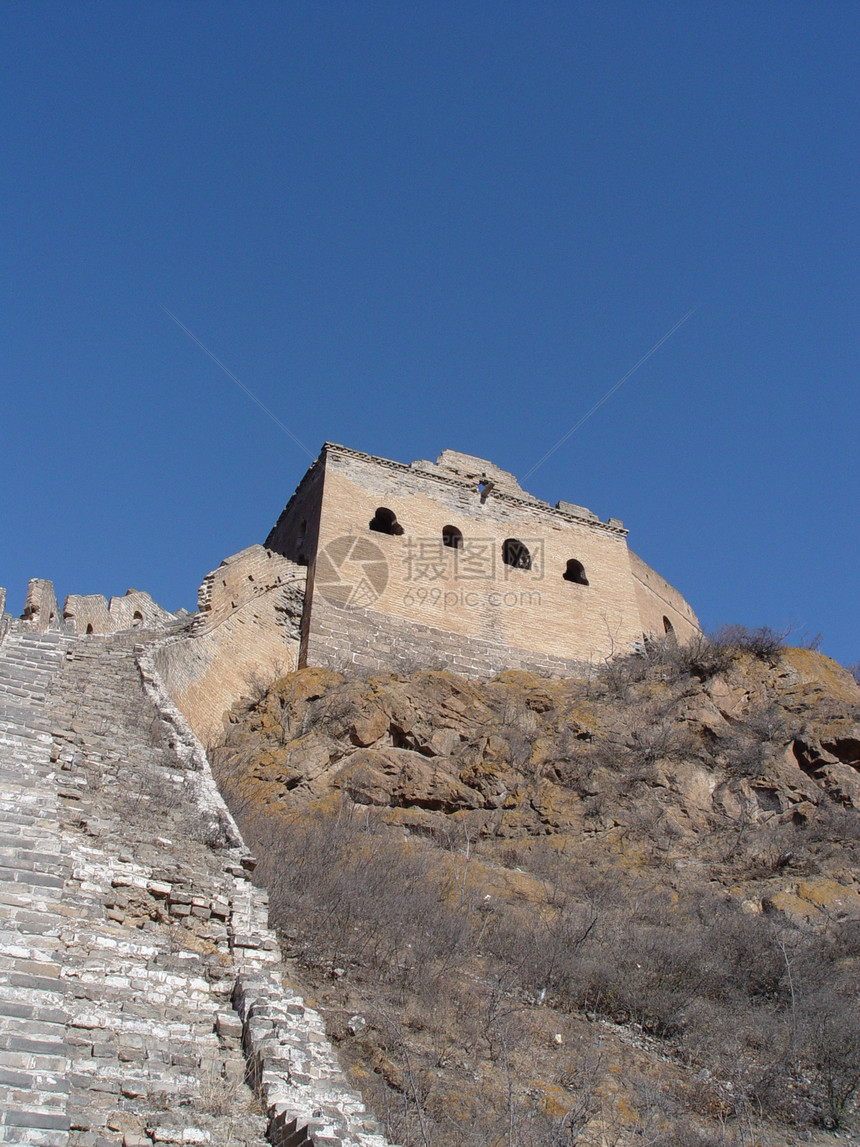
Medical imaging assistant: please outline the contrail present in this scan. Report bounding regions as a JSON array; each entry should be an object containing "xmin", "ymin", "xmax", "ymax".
[
  {"xmin": 159, "ymin": 304, "xmax": 315, "ymax": 459},
  {"xmin": 522, "ymin": 306, "xmax": 699, "ymax": 481}
]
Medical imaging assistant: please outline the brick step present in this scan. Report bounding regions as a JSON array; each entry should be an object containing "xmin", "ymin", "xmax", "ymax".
[
  {"xmin": 1, "ymin": 628, "xmax": 393, "ymax": 1147},
  {"xmin": 0, "ymin": 633, "xmax": 70, "ymax": 1147}
]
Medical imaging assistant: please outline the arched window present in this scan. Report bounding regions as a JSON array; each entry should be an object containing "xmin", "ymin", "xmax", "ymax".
[
  {"xmin": 85, "ymin": 623, "xmax": 94, "ymax": 635},
  {"xmin": 663, "ymin": 616, "xmax": 675, "ymax": 636},
  {"xmin": 369, "ymin": 507, "xmax": 404, "ymax": 536},
  {"xmin": 502, "ymin": 538, "xmax": 531, "ymax": 570},
  {"xmin": 442, "ymin": 525, "xmax": 463, "ymax": 549},
  {"xmin": 132, "ymin": 610, "xmax": 143, "ymax": 627},
  {"xmin": 563, "ymin": 559, "xmax": 589, "ymax": 586}
]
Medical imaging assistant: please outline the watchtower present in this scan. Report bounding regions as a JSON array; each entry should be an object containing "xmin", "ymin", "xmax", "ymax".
[{"xmin": 265, "ymin": 444, "xmax": 700, "ymax": 678}]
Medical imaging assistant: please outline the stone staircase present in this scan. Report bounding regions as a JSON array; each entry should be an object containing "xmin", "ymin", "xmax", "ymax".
[
  {"xmin": 0, "ymin": 624, "xmax": 392, "ymax": 1147},
  {"xmin": 0, "ymin": 625, "xmax": 72, "ymax": 1144}
]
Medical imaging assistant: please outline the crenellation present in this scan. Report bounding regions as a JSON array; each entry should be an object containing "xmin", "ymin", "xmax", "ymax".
[
  {"xmin": 22, "ymin": 580, "xmax": 62, "ymax": 634},
  {"xmin": 62, "ymin": 588, "xmax": 176, "ymax": 636}
]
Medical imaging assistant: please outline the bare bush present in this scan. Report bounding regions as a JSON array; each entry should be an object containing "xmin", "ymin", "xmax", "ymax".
[
  {"xmin": 722, "ymin": 701, "xmax": 792, "ymax": 777},
  {"xmin": 597, "ymin": 629, "xmax": 741, "ymax": 695},
  {"xmin": 710, "ymin": 624, "xmax": 789, "ymax": 665}
]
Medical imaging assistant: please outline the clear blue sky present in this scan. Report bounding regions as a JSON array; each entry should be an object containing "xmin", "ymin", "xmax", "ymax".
[{"xmin": 2, "ymin": 3, "xmax": 857, "ymax": 666}]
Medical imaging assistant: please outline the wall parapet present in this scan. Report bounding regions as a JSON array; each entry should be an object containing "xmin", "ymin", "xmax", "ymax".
[
  {"xmin": 317, "ymin": 442, "xmax": 630, "ymax": 535},
  {"xmin": 0, "ymin": 586, "xmax": 8, "ymax": 647},
  {"xmin": 154, "ymin": 546, "xmax": 306, "ymax": 745}
]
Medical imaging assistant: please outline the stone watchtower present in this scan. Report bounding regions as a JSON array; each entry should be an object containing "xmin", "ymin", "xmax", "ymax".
[{"xmin": 265, "ymin": 443, "xmax": 700, "ymax": 678}]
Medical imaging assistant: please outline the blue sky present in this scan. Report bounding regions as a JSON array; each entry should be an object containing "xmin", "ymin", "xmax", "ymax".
[{"xmin": 2, "ymin": 2, "xmax": 857, "ymax": 666}]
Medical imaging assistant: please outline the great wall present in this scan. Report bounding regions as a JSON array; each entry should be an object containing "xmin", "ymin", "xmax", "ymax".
[
  {"xmin": 0, "ymin": 445, "xmax": 703, "ymax": 1144},
  {"xmin": 0, "ymin": 604, "xmax": 395, "ymax": 1146}
]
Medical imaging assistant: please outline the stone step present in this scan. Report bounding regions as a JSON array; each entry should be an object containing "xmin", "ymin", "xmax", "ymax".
[
  {"xmin": 1, "ymin": 629, "xmax": 394, "ymax": 1147},
  {"xmin": 0, "ymin": 632, "xmax": 71, "ymax": 1147}
]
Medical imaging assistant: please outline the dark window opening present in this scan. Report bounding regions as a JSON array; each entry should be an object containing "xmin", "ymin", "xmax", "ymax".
[
  {"xmin": 369, "ymin": 507, "xmax": 404, "ymax": 536},
  {"xmin": 442, "ymin": 525, "xmax": 463, "ymax": 549},
  {"xmin": 502, "ymin": 538, "xmax": 531, "ymax": 570},
  {"xmin": 563, "ymin": 559, "xmax": 589, "ymax": 586},
  {"xmin": 663, "ymin": 616, "xmax": 675, "ymax": 636},
  {"xmin": 296, "ymin": 521, "xmax": 309, "ymax": 565},
  {"xmin": 132, "ymin": 610, "xmax": 143, "ymax": 627},
  {"xmin": 86, "ymin": 623, "xmax": 94, "ymax": 635}
]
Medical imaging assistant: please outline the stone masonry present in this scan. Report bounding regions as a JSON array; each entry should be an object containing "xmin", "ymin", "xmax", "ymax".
[
  {"xmin": 309, "ymin": 597, "xmax": 591, "ymax": 679},
  {"xmin": 0, "ymin": 624, "xmax": 71, "ymax": 1144},
  {"xmin": 153, "ymin": 546, "xmax": 306, "ymax": 746},
  {"xmin": 0, "ymin": 610, "xmax": 394, "ymax": 1147},
  {"xmin": 266, "ymin": 444, "xmax": 701, "ymax": 679}
]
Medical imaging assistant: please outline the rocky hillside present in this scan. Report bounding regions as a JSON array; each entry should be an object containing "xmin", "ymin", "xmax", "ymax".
[{"xmin": 213, "ymin": 632, "xmax": 860, "ymax": 1147}]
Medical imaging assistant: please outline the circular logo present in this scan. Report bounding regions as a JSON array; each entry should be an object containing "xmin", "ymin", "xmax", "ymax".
[{"xmin": 315, "ymin": 535, "xmax": 389, "ymax": 609}]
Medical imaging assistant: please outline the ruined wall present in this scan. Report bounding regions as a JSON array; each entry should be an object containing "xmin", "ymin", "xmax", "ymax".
[
  {"xmin": 63, "ymin": 588, "xmax": 175, "ymax": 635},
  {"xmin": 297, "ymin": 446, "xmax": 650, "ymax": 673},
  {"xmin": 154, "ymin": 546, "xmax": 306, "ymax": 745},
  {"xmin": 22, "ymin": 577, "xmax": 62, "ymax": 632},
  {"xmin": 628, "ymin": 549, "xmax": 700, "ymax": 644}
]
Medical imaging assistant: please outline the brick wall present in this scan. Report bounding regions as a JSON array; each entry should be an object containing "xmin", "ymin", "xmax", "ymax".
[
  {"xmin": 307, "ymin": 447, "xmax": 657, "ymax": 667},
  {"xmin": 155, "ymin": 547, "xmax": 307, "ymax": 744},
  {"xmin": 627, "ymin": 549, "xmax": 701, "ymax": 644},
  {"xmin": 308, "ymin": 596, "xmax": 591, "ymax": 680},
  {"xmin": 22, "ymin": 578, "xmax": 62, "ymax": 633},
  {"xmin": 63, "ymin": 588, "xmax": 175, "ymax": 635}
]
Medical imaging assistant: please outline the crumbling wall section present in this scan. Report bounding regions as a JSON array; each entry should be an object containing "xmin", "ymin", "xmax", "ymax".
[
  {"xmin": 22, "ymin": 577, "xmax": 62, "ymax": 633},
  {"xmin": 108, "ymin": 588, "xmax": 175, "ymax": 631},
  {"xmin": 63, "ymin": 588, "xmax": 176, "ymax": 635},
  {"xmin": 155, "ymin": 546, "xmax": 307, "ymax": 745},
  {"xmin": 61, "ymin": 592, "xmax": 111, "ymax": 634}
]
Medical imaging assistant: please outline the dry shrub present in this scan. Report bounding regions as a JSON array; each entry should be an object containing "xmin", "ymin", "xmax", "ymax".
[
  {"xmin": 721, "ymin": 701, "xmax": 792, "ymax": 777},
  {"xmin": 250, "ymin": 803, "xmax": 472, "ymax": 996}
]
